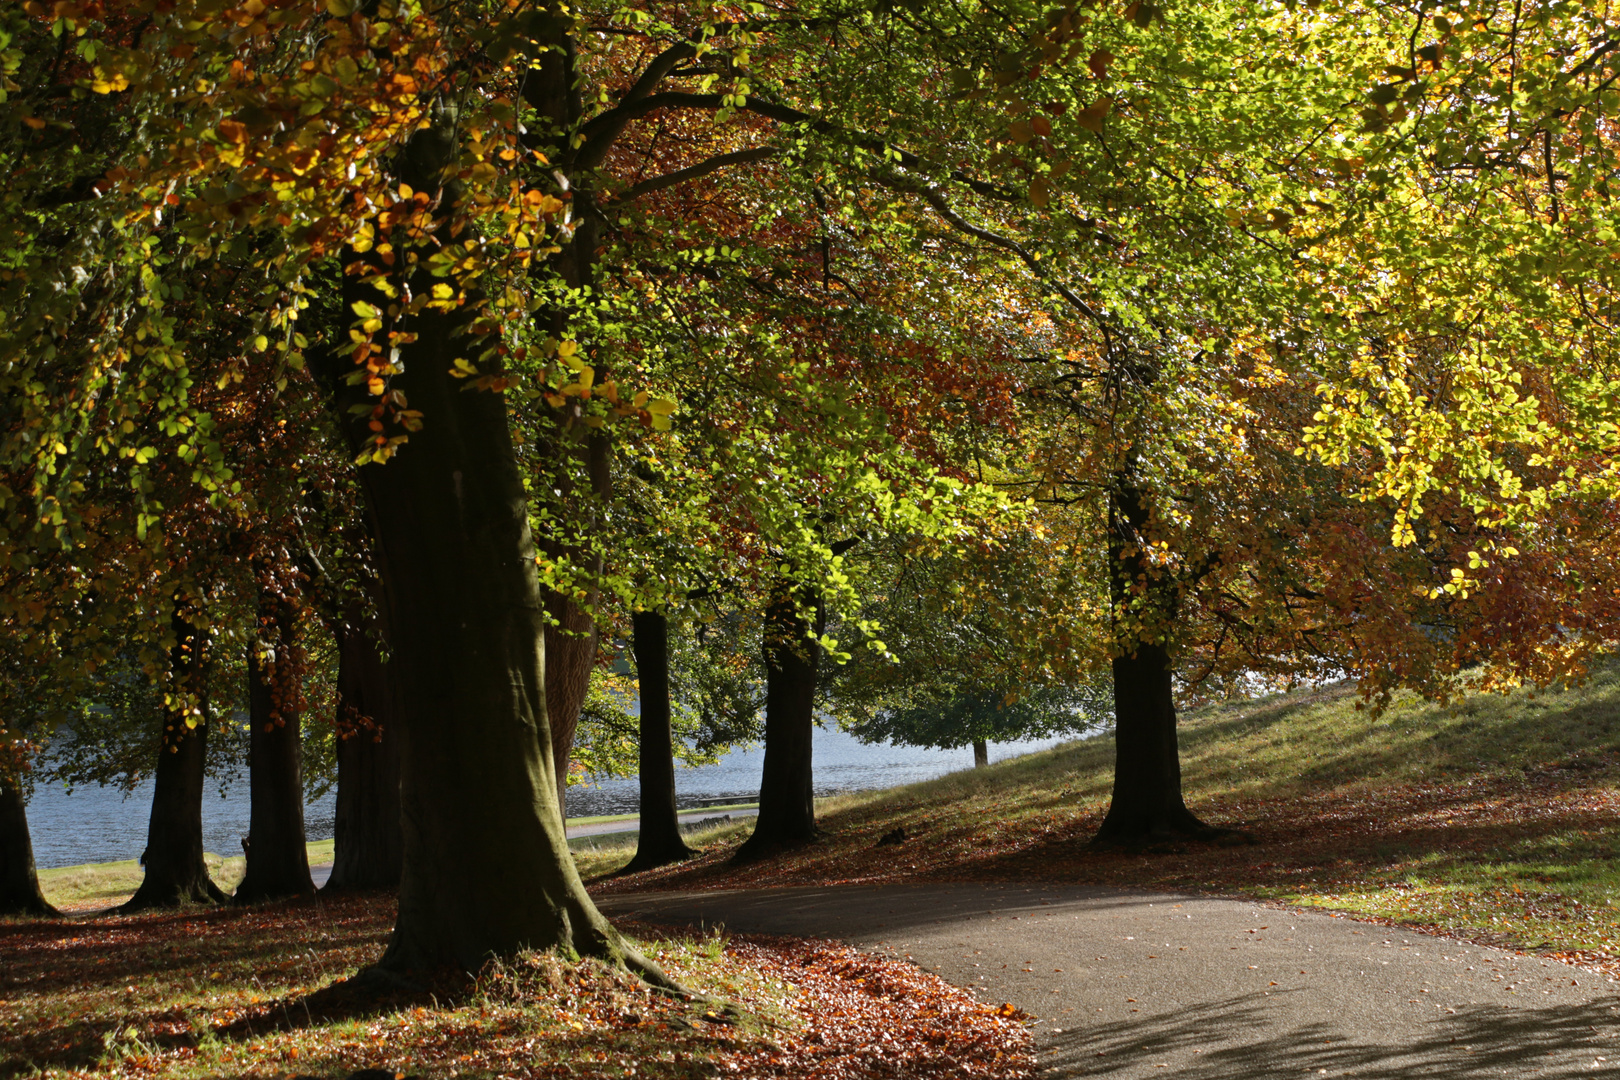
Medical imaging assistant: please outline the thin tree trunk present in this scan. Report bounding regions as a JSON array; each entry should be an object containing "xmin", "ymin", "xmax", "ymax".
[
  {"xmin": 325, "ymin": 619, "xmax": 402, "ymax": 892},
  {"xmin": 624, "ymin": 610, "xmax": 693, "ymax": 872},
  {"xmin": 733, "ymin": 589, "xmax": 820, "ymax": 862},
  {"xmin": 0, "ymin": 773, "xmax": 57, "ymax": 918},
  {"xmin": 234, "ymin": 594, "xmax": 315, "ymax": 904},
  {"xmin": 123, "ymin": 616, "xmax": 226, "ymax": 912},
  {"xmin": 544, "ymin": 592, "xmax": 598, "ymax": 820},
  {"xmin": 329, "ymin": 104, "xmax": 663, "ymax": 979},
  {"xmin": 1091, "ymin": 479, "xmax": 1215, "ymax": 847},
  {"xmin": 973, "ymin": 739, "xmax": 989, "ymax": 769}
]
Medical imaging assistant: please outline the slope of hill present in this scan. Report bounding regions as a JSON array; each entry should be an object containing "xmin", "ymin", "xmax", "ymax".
[{"xmin": 586, "ymin": 668, "xmax": 1620, "ymax": 965}]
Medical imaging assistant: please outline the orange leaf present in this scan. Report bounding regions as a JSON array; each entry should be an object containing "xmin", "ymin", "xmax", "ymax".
[{"xmin": 1076, "ymin": 98, "xmax": 1111, "ymax": 133}]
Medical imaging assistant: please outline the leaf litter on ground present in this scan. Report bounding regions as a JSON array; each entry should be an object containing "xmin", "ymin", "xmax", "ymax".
[{"xmin": 0, "ymin": 894, "xmax": 1033, "ymax": 1080}]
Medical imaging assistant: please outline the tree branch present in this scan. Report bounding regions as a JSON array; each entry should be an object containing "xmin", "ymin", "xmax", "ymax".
[
  {"xmin": 605, "ymin": 147, "xmax": 780, "ymax": 203},
  {"xmin": 874, "ymin": 170, "xmax": 1107, "ymax": 331},
  {"xmin": 575, "ymin": 92, "xmax": 1018, "ymax": 202}
]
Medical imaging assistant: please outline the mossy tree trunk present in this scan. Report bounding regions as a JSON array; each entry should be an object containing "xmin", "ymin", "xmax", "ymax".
[
  {"xmin": 334, "ymin": 108, "xmax": 660, "ymax": 977},
  {"xmin": 734, "ymin": 588, "xmax": 821, "ymax": 862},
  {"xmin": 123, "ymin": 615, "xmax": 226, "ymax": 911},
  {"xmin": 235, "ymin": 590, "xmax": 316, "ymax": 904},
  {"xmin": 0, "ymin": 773, "xmax": 56, "ymax": 918},
  {"xmin": 326, "ymin": 617, "xmax": 403, "ymax": 892},
  {"xmin": 624, "ymin": 610, "xmax": 693, "ymax": 872}
]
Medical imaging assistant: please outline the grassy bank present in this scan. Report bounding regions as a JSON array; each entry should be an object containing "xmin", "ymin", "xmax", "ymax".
[
  {"xmin": 0, "ymin": 895, "xmax": 1030, "ymax": 1080},
  {"xmin": 589, "ymin": 667, "xmax": 1620, "ymax": 966},
  {"xmin": 40, "ymin": 841, "xmax": 335, "ymax": 912}
]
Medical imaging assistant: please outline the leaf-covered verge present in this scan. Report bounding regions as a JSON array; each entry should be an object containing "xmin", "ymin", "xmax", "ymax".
[
  {"xmin": 588, "ymin": 665, "xmax": 1620, "ymax": 977},
  {"xmin": 0, "ymin": 895, "xmax": 1033, "ymax": 1080}
]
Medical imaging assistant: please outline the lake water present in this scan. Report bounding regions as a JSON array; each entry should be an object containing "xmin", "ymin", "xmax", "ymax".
[{"xmin": 24, "ymin": 726, "xmax": 1086, "ymax": 870}]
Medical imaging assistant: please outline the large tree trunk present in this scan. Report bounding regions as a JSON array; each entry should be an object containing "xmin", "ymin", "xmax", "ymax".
[
  {"xmin": 325, "ymin": 620, "xmax": 403, "ymax": 892},
  {"xmin": 1091, "ymin": 479, "xmax": 1215, "ymax": 848},
  {"xmin": 234, "ymin": 593, "xmax": 316, "ymax": 904},
  {"xmin": 123, "ymin": 618, "xmax": 226, "ymax": 912},
  {"xmin": 0, "ymin": 773, "xmax": 57, "ymax": 918},
  {"xmin": 973, "ymin": 739, "xmax": 989, "ymax": 769},
  {"xmin": 331, "ymin": 107, "xmax": 659, "ymax": 978},
  {"xmin": 733, "ymin": 589, "xmax": 820, "ymax": 862},
  {"xmin": 623, "ymin": 610, "xmax": 693, "ymax": 873},
  {"xmin": 1092, "ymin": 641, "xmax": 1209, "ymax": 843}
]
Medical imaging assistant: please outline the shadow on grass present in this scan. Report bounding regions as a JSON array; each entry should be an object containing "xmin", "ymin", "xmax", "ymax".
[{"xmin": 0, "ymin": 894, "xmax": 396, "ymax": 1079}]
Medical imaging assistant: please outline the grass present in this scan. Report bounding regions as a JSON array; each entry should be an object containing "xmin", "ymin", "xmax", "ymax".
[
  {"xmin": 571, "ymin": 817, "xmax": 758, "ymax": 865},
  {"xmin": 40, "ymin": 840, "xmax": 336, "ymax": 912},
  {"xmin": 592, "ymin": 665, "xmax": 1620, "ymax": 967}
]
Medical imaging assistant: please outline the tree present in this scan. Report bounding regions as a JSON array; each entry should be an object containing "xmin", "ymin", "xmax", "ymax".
[
  {"xmin": 14, "ymin": 0, "xmax": 1618, "ymax": 968},
  {"xmin": 124, "ymin": 613, "xmax": 230, "ymax": 909},
  {"xmin": 0, "ymin": 769, "xmax": 55, "ymax": 918},
  {"xmin": 234, "ymin": 575, "xmax": 317, "ymax": 903},
  {"xmin": 621, "ymin": 609, "xmax": 692, "ymax": 871},
  {"xmin": 325, "ymin": 613, "xmax": 403, "ymax": 891}
]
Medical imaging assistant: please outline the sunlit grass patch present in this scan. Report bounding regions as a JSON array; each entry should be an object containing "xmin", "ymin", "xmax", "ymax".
[{"xmin": 38, "ymin": 840, "xmax": 337, "ymax": 912}]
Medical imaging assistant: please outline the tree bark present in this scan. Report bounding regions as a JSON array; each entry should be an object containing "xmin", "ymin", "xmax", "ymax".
[
  {"xmin": 329, "ymin": 106, "xmax": 661, "ymax": 978},
  {"xmin": 733, "ymin": 589, "xmax": 820, "ymax": 862},
  {"xmin": 0, "ymin": 772, "xmax": 57, "ymax": 918},
  {"xmin": 623, "ymin": 610, "xmax": 693, "ymax": 872},
  {"xmin": 1091, "ymin": 480, "xmax": 1214, "ymax": 847},
  {"xmin": 544, "ymin": 590, "xmax": 598, "ymax": 820},
  {"xmin": 234, "ymin": 592, "xmax": 316, "ymax": 904},
  {"xmin": 1091, "ymin": 641, "xmax": 1209, "ymax": 843},
  {"xmin": 122, "ymin": 617, "xmax": 226, "ymax": 911},
  {"xmin": 973, "ymin": 739, "xmax": 989, "ymax": 769},
  {"xmin": 325, "ymin": 619, "xmax": 402, "ymax": 892}
]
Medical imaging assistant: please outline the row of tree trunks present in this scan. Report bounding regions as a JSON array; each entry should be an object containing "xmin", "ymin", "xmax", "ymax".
[
  {"xmin": 115, "ymin": 599, "xmax": 402, "ymax": 913},
  {"xmin": 0, "ymin": 771, "xmax": 56, "ymax": 917},
  {"xmin": 623, "ymin": 610, "xmax": 693, "ymax": 872}
]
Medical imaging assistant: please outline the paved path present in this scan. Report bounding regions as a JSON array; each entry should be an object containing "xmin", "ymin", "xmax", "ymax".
[
  {"xmin": 567, "ymin": 807, "xmax": 757, "ymax": 840},
  {"xmin": 595, "ymin": 884, "xmax": 1620, "ymax": 1078}
]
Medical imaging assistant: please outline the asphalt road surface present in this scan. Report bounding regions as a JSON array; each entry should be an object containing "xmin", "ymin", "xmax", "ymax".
[{"xmin": 595, "ymin": 883, "xmax": 1620, "ymax": 1078}]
